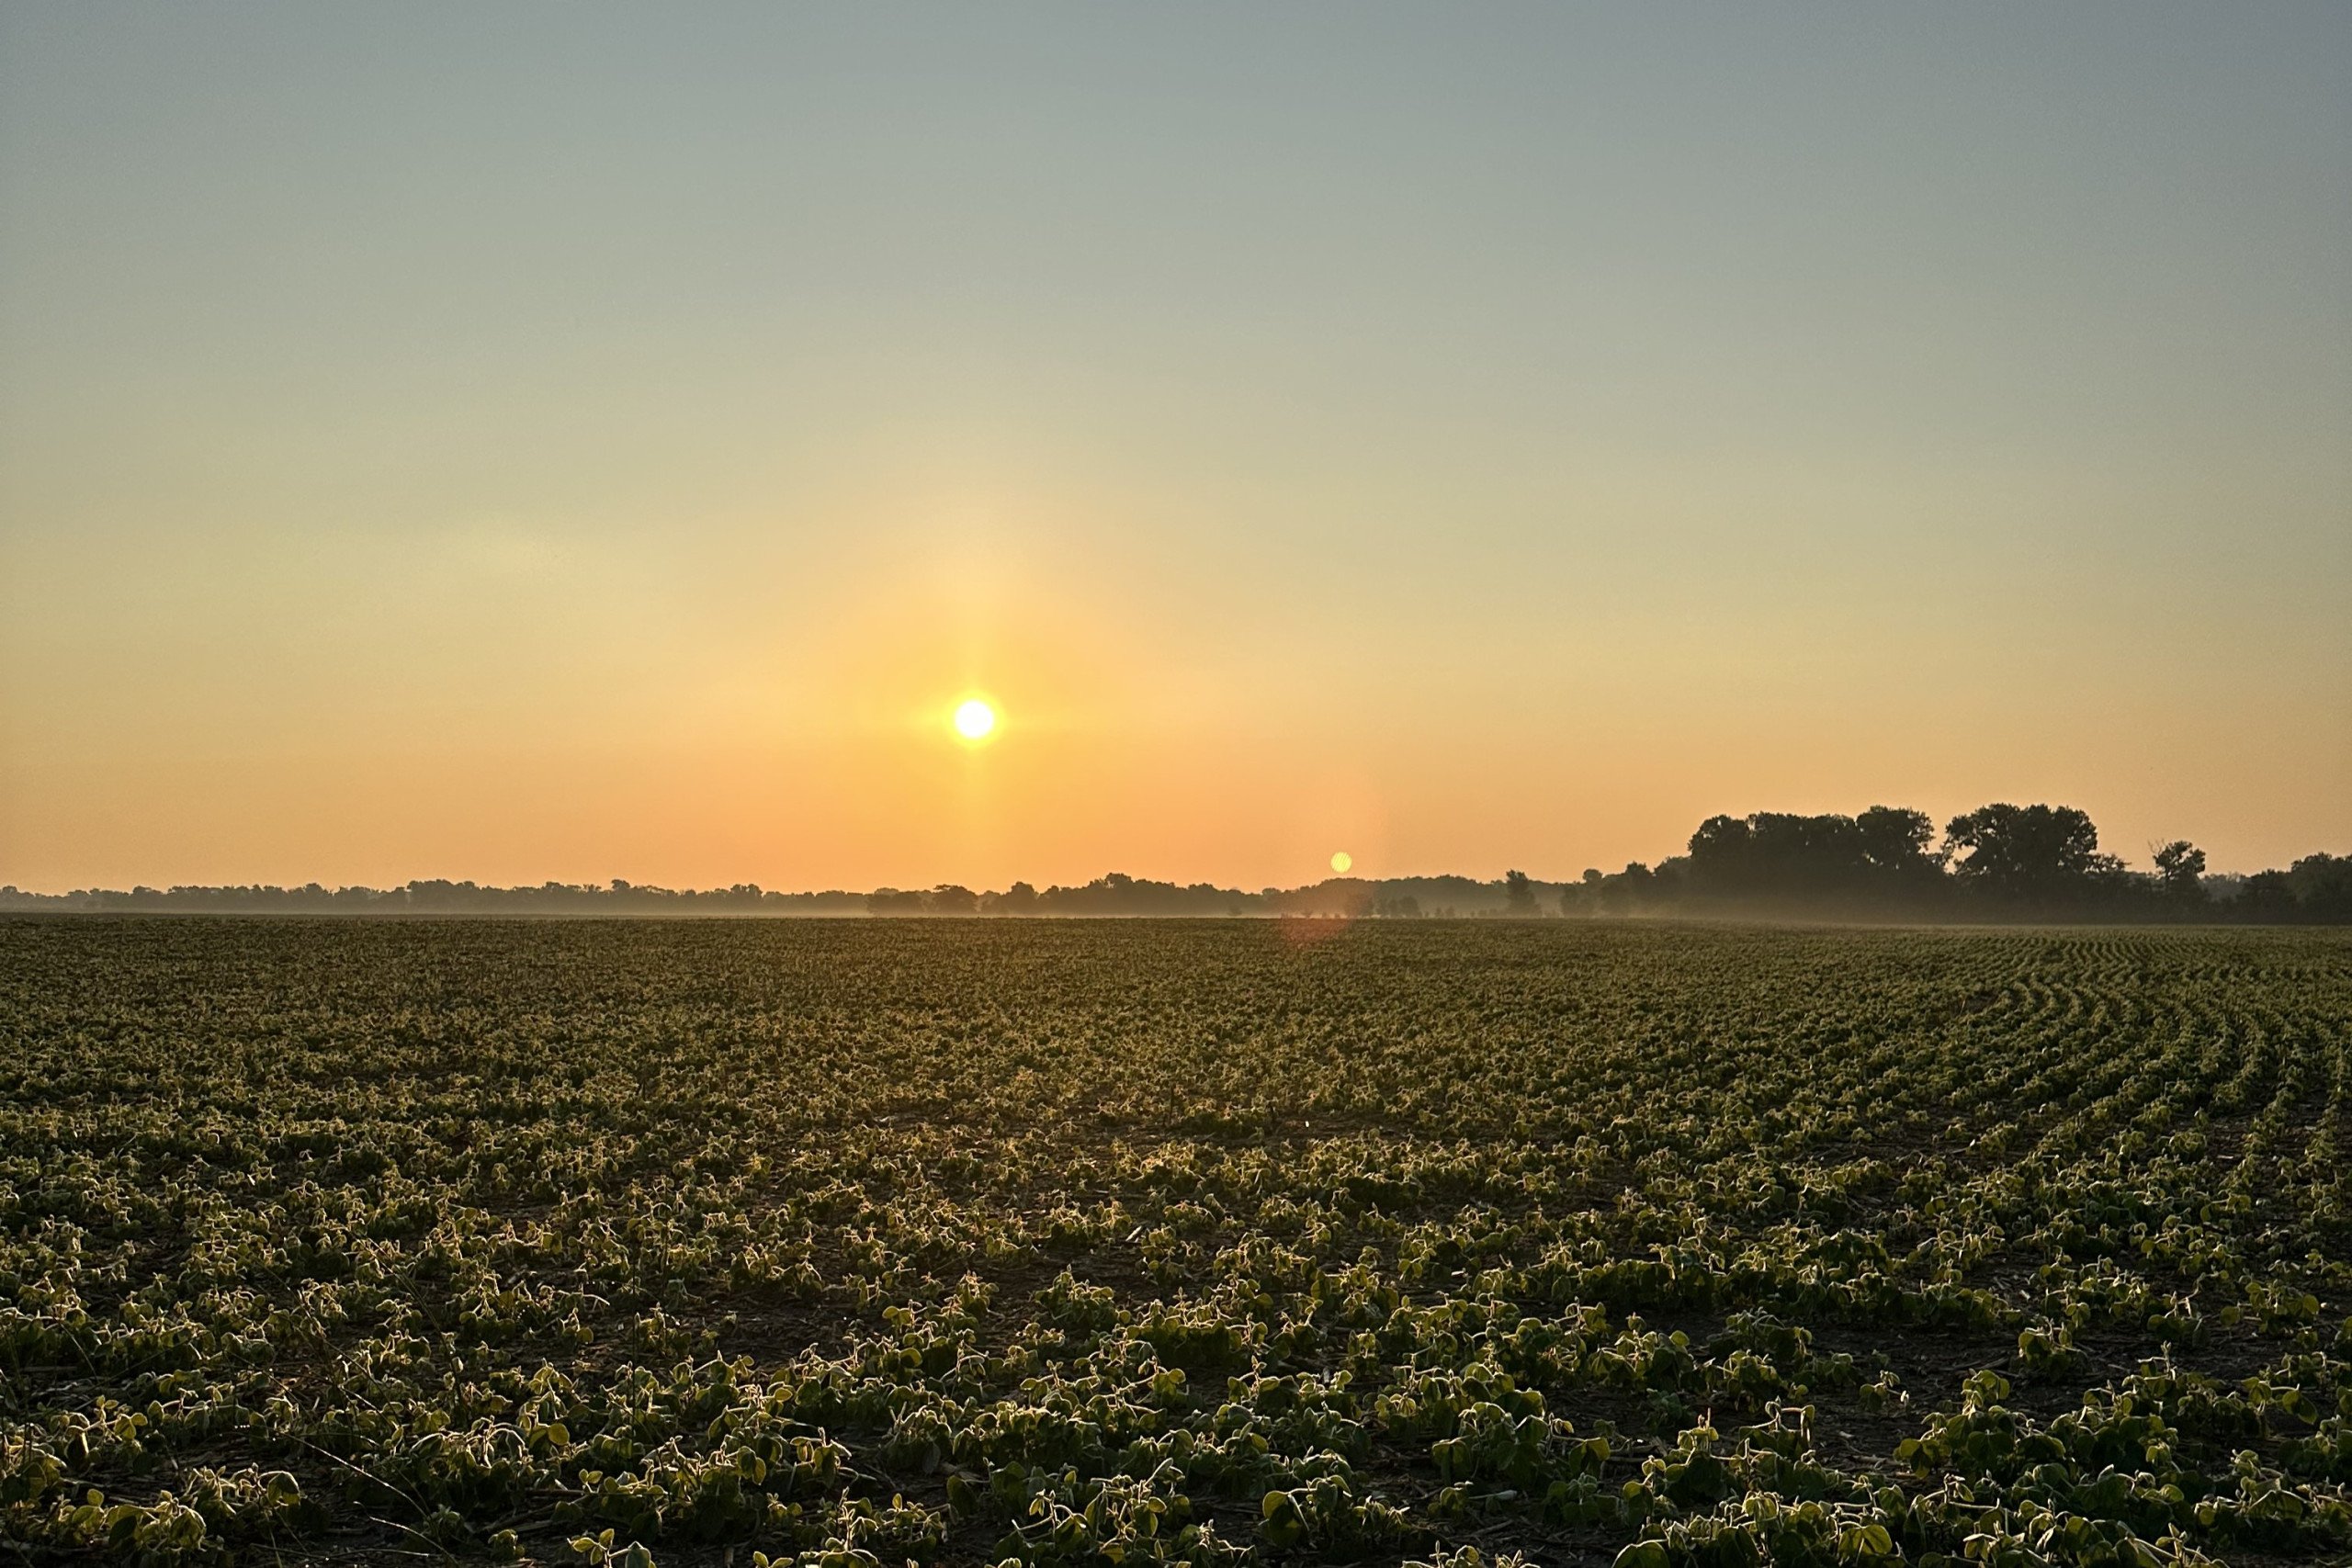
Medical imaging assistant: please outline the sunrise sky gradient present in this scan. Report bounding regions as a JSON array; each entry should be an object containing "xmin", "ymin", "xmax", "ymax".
[{"xmin": 3, "ymin": 3, "xmax": 2347, "ymax": 892}]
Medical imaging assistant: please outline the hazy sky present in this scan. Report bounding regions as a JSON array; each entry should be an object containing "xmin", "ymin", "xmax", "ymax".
[{"xmin": 4, "ymin": 3, "xmax": 2347, "ymax": 891}]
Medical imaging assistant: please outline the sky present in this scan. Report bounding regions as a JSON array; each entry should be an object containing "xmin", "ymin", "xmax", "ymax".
[{"xmin": 3, "ymin": 3, "xmax": 2347, "ymax": 892}]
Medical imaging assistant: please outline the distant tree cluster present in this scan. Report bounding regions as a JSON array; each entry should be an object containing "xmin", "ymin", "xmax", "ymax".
[
  {"xmin": 0, "ymin": 879, "xmax": 866, "ymax": 916},
  {"xmin": 1556, "ymin": 804, "xmax": 2351, "ymax": 923},
  {"xmin": 4, "ymin": 804, "xmax": 2345, "ymax": 922},
  {"xmin": 1673, "ymin": 806, "xmax": 1948, "ymax": 908},
  {"xmin": 866, "ymin": 874, "xmax": 1245, "ymax": 918}
]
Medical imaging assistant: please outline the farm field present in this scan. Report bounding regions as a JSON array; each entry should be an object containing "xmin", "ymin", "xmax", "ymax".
[{"xmin": 2, "ymin": 919, "xmax": 2348, "ymax": 1568}]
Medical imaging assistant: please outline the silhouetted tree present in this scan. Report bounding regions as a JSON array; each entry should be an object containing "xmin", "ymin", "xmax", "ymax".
[
  {"xmin": 985, "ymin": 881, "xmax": 1039, "ymax": 915},
  {"xmin": 1598, "ymin": 863, "xmax": 1652, "ymax": 913},
  {"xmin": 2291, "ymin": 853, "xmax": 2352, "ymax": 920},
  {"xmin": 2153, "ymin": 840, "xmax": 2207, "ymax": 913},
  {"xmin": 1857, "ymin": 807, "xmax": 1943, "ymax": 877},
  {"xmin": 1503, "ymin": 870, "xmax": 1537, "ymax": 915},
  {"xmin": 2237, "ymin": 853, "xmax": 2352, "ymax": 923},
  {"xmin": 1682, "ymin": 807, "xmax": 1941, "ymax": 910},
  {"xmin": 1943, "ymin": 804, "xmax": 2110, "ymax": 907}
]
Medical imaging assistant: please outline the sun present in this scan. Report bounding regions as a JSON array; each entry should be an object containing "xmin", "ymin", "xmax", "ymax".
[
  {"xmin": 1330, "ymin": 851, "xmax": 1352, "ymax": 874},
  {"xmin": 952, "ymin": 697, "xmax": 998, "ymax": 742}
]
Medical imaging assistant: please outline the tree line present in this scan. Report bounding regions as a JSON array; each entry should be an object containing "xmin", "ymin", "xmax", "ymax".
[
  {"xmin": 1563, "ymin": 803, "xmax": 2348, "ymax": 922},
  {"xmin": 2, "ymin": 803, "xmax": 2345, "ymax": 921},
  {"xmin": 0, "ymin": 879, "xmax": 867, "ymax": 916}
]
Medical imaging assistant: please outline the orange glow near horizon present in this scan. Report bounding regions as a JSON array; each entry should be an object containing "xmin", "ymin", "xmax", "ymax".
[
  {"xmin": 0, "ymin": 11, "xmax": 2346, "ymax": 893},
  {"xmin": 1, "ymin": 489, "xmax": 2345, "ymax": 893}
]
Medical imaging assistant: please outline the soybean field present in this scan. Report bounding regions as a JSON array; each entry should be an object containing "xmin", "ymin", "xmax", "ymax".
[{"xmin": 2, "ymin": 918, "xmax": 2348, "ymax": 1568}]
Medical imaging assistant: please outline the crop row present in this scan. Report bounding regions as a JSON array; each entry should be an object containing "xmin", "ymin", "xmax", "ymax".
[{"xmin": 1, "ymin": 918, "xmax": 2346, "ymax": 1566}]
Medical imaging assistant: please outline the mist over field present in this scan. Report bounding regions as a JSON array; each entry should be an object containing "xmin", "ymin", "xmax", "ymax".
[{"xmin": 11, "ymin": 800, "xmax": 2347, "ymax": 924}]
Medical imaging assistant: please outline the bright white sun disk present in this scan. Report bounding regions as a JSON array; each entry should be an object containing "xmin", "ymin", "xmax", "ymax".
[{"xmin": 954, "ymin": 699, "xmax": 997, "ymax": 740}]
